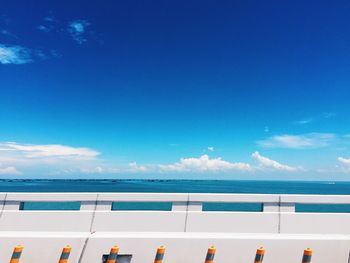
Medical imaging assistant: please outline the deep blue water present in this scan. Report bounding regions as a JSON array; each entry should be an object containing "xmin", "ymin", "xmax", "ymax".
[{"xmin": 0, "ymin": 179, "xmax": 349, "ymax": 194}]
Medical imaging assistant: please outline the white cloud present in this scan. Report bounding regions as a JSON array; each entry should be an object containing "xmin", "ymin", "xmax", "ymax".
[
  {"xmin": 0, "ymin": 44, "xmax": 48, "ymax": 64},
  {"xmin": 338, "ymin": 157, "xmax": 350, "ymax": 166},
  {"xmin": 68, "ymin": 20, "xmax": 90, "ymax": 44},
  {"xmin": 336, "ymin": 157, "xmax": 350, "ymax": 173},
  {"xmin": 0, "ymin": 142, "xmax": 99, "ymax": 160},
  {"xmin": 37, "ymin": 25, "xmax": 52, "ymax": 32},
  {"xmin": 79, "ymin": 166, "xmax": 105, "ymax": 174},
  {"xmin": 159, "ymin": 155, "xmax": 253, "ymax": 173},
  {"xmin": 44, "ymin": 16, "xmax": 55, "ymax": 22},
  {"xmin": 336, "ymin": 157, "xmax": 350, "ymax": 174},
  {"xmin": 207, "ymin": 146, "xmax": 214, "ymax": 152},
  {"xmin": 258, "ymin": 133, "xmax": 335, "ymax": 149},
  {"xmin": 0, "ymin": 142, "xmax": 308, "ymax": 176},
  {"xmin": 37, "ymin": 16, "xmax": 56, "ymax": 33},
  {"xmin": 128, "ymin": 162, "xmax": 149, "ymax": 173},
  {"xmin": 294, "ymin": 118, "xmax": 313, "ymax": 125},
  {"xmin": 0, "ymin": 44, "xmax": 33, "ymax": 64},
  {"xmin": 0, "ymin": 164, "xmax": 21, "ymax": 175},
  {"xmin": 252, "ymin": 151, "xmax": 300, "ymax": 172}
]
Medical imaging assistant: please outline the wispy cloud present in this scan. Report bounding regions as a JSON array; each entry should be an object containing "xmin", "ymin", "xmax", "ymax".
[
  {"xmin": 293, "ymin": 118, "xmax": 313, "ymax": 125},
  {"xmin": 207, "ymin": 146, "xmax": 214, "ymax": 152},
  {"xmin": 0, "ymin": 142, "xmax": 99, "ymax": 160},
  {"xmin": 37, "ymin": 16, "xmax": 56, "ymax": 33},
  {"xmin": 158, "ymin": 155, "xmax": 253, "ymax": 173},
  {"xmin": 68, "ymin": 20, "xmax": 90, "ymax": 44},
  {"xmin": 0, "ymin": 30, "xmax": 18, "ymax": 39},
  {"xmin": 293, "ymin": 112, "xmax": 336, "ymax": 126},
  {"xmin": 0, "ymin": 44, "xmax": 33, "ymax": 64},
  {"xmin": 323, "ymin": 112, "xmax": 336, "ymax": 119},
  {"xmin": 0, "ymin": 44, "xmax": 49, "ymax": 64},
  {"xmin": 37, "ymin": 25, "xmax": 52, "ymax": 33},
  {"xmin": 252, "ymin": 152, "xmax": 300, "ymax": 172},
  {"xmin": 44, "ymin": 16, "xmax": 55, "ymax": 22},
  {"xmin": 258, "ymin": 133, "xmax": 335, "ymax": 149}
]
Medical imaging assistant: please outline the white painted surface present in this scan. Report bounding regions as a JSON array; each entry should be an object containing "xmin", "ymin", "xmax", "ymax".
[
  {"xmin": 281, "ymin": 194, "xmax": 350, "ymax": 204},
  {"xmin": 92, "ymin": 211, "xmax": 187, "ymax": 232},
  {"xmin": 0, "ymin": 211, "xmax": 94, "ymax": 232},
  {"xmin": 280, "ymin": 213, "xmax": 350, "ymax": 234},
  {"xmin": 186, "ymin": 212, "xmax": 279, "ymax": 233}
]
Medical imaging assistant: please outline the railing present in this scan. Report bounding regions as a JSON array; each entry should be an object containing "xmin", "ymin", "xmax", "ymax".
[
  {"xmin": 3, "ymin": 193, "xmax": 350, "ymax": 211},
  {"xmin": 0, "ymin": 193, "xmax": 349, "ymax": 234}
]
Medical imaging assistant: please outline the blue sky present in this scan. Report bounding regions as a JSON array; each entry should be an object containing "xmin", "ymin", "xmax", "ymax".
[{"xmin": 1, "ymin": 0, "xmax": 350, "ymax": 180}]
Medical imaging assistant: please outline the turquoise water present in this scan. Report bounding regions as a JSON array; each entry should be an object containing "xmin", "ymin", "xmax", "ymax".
[
  {"xmin": 0, "ymin": 180, "xmax": 350, "ymax": 194},
  {"xmin": 6, "ymin": 180, "xmax": 349, "ymax": 212},
  {"xmin": 0, "ymin": 179, "xmax": 349, "ymax": 194}
]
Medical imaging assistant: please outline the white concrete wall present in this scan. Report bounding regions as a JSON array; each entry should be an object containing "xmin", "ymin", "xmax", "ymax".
[
  {"xmin": 1, "ymin": 193, "xmax": 349, "ymax": 234},
  {"xmin": 0, "ymin": 193, "xmax": 349, "ymax": 262}
]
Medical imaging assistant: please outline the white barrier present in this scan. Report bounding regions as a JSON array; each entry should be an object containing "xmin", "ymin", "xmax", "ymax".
[
  {"xmin": 0, "ymin": 193, "xmax": 349, "ymax": 233},
  {"xmin": 0, "ymin": 193, "xmax": 349, "ymax": 262}
]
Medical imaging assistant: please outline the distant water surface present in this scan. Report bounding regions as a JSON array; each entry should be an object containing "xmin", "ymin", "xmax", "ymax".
[{"xmin": 0, "ymin": 179, "xmax": 349, "ymax": 194}]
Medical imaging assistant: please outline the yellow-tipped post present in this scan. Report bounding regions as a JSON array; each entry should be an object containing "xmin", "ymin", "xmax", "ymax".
[
  {"xmin": 154, "ymin": 246, "xmax": 166, "ymax": 263},
  {"xmin": 302, "ymin": 248, "xmax": 312, "ymax": 263},
  {"xmin": 58, "ymin": 246, "xmax": 72, "ymax": 263},
  {"xmin": 254, "ymin": 247, "xmax": 265, "ymax": 263},
  {"xmin": 205, "ymin": 246, "xmax": 216, "ymax": 263},
  {"xmin": 9, "ymin": 245, "xmax": 23, "ymax": 263},
  {"xmin": 107, "ymin": 246, "xmax": 119, "ymax": 263}
]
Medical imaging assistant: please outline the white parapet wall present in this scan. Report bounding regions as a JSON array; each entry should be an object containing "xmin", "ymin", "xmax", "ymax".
[{"xmin": 0, "ymin": 193, "xmax": 348, "ymax": 262}]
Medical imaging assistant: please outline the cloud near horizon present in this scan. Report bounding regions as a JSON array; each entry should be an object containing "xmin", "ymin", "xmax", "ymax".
[
  {"xmin": 0, "ymin": 142, "xmax": 304, "ymax": 176},
  {"xmin": 338, "ymin": 157, "xmax": 350, "ymax": 165},
  {"xmin": 0, "ymin": 164, "xmax": 21, "ymax": 175},
  {"xmin": 60, "ymin": 153, "xmax": 299, "ymax": 175},
  {"xmin": 158, "ymin": 154, "xmax": 253, "ymax": 173},
  {"xmin": 252, "ymin": 151, "xmax": 300, "ymax": 172},
  {"xmin": 336, "ymin": 157, "xmax": 350, "ymax": 173}
]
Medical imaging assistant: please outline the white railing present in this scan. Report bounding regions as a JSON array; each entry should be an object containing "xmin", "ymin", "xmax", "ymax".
[{"xmin": 0, "ymin": 193, "xmax": 349, "ymax": 234}]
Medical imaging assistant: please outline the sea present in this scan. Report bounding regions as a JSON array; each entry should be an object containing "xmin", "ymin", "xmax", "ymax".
[{"xmin": 0, "ymin": 179, "xmax": 349, "ymax": 194}]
